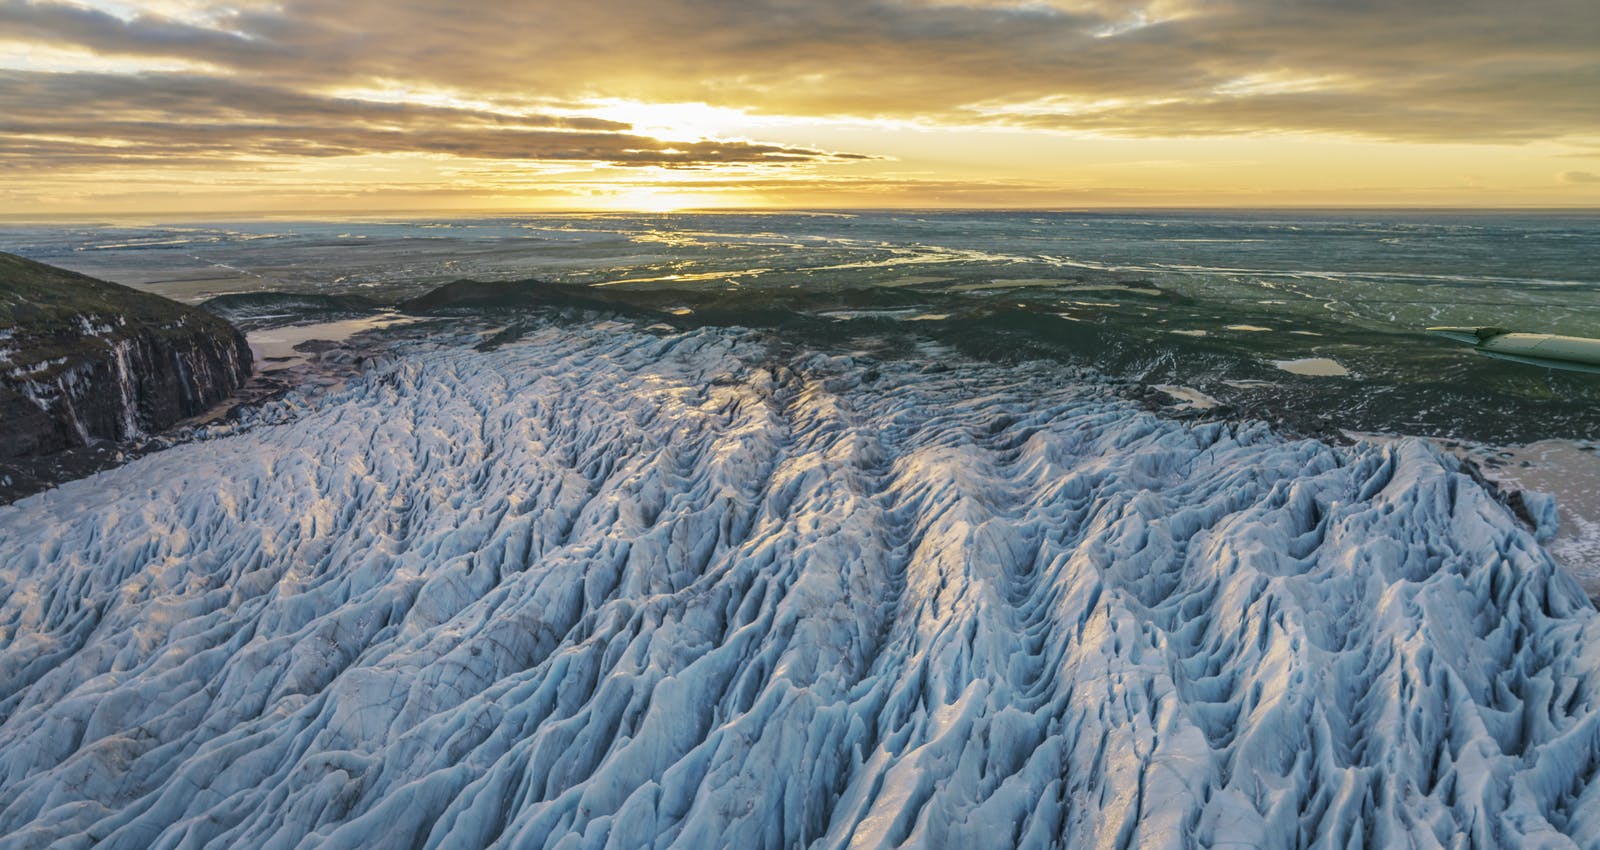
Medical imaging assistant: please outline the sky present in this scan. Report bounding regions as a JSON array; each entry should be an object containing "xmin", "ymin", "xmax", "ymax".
[{"xmin": 1, "ymin": 0, "xmax": 1598, "ymax": 215}]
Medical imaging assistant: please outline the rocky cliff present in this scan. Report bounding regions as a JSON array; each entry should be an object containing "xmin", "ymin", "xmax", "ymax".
[{"xmin": 0, "ymin": 252, "xmax": 253, "ymax": 460}]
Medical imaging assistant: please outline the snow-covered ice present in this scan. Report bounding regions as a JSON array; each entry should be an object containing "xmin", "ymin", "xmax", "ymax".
[{"xmin": 1, "ymin": 320, "xmax": 1598, "ymax": 849}]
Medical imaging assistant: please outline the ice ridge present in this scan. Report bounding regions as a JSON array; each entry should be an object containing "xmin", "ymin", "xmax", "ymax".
[{"xmin": 0, "ymin": 320, "xmax": 1597, "ymax": 849}]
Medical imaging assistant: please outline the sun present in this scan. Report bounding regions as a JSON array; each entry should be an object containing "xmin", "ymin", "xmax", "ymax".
[
  {"xmin": 599, "ymin": 187, "xmax": 710, "ymax": 213},
  {"xmin": 578, "ymin": 99, "xmax": 763, "ymax": 140}
]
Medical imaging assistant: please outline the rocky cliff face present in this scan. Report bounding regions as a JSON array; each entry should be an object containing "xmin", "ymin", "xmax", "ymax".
[{"xmin": 0, "ymin": 252, "xmax": 253, "ymax": 460}]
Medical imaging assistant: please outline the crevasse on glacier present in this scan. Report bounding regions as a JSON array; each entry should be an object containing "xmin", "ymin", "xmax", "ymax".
[{"xmin": 0, "ymin": 320, "xmax": 1597, "ymax": 850}]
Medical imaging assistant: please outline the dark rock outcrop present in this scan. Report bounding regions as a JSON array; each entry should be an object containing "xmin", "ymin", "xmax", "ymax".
[
  {"xmin": 0, "ymin": 252, "xmax": 253, "ymax": 461},
  {"xmin": 198, "ymin": 291, "xmax": 383, "ymax": 330},
  {"xmin": 395, "ymin": 277, "xmax": 939, "ymax": 324},
  {"xmin": 396, "ymin": 278, "xmax": 655, "ymax": 315}
]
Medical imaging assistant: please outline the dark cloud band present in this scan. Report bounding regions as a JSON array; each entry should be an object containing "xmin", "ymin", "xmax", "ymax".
[{"xmin": 0, "ymin": 70, "xmax": 867, "ymax": 169}]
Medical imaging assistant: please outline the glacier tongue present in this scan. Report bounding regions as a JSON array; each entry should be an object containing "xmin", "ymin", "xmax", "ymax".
[{"xmin": 1, "ymin": 320, "xmax": 1597, "ymax": 850}]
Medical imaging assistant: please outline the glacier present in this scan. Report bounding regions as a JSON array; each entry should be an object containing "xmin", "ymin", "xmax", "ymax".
[{"xmin": 1, "ymin": 318, "xmax": 1597, "ymax": 849}]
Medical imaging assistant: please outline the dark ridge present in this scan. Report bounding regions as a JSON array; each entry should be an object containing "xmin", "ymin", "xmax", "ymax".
[
  {"xmin": 0, "ymin": 252, "xmax": 252, "ymax": 502},
  {"xmin": 198, "ymin": 291, "xmax": 385, "ymax": 330},
  {"xmin": 397, "ymin": 278, "xmax": 670, "ymax": 318}
]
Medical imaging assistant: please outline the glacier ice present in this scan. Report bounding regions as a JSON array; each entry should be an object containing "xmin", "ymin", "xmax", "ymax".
[{"xmin": 1, "ymin": 319, "xmax": 1598, "ymax": 849}]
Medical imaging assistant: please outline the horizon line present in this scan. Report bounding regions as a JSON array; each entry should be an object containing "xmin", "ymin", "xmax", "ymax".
[{"xmin": 3, "ymin": 204, "xmax": 1599, "ymax": 226}]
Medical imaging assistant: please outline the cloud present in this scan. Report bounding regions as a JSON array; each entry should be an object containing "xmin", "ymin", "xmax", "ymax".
[
  {"xmin": 0, "ymin": 0, "xmax": 286, "ymax": 65},
  {"xmin": 1562, "ymin": 170, "xmax": 1600, "ymax": 183},
  {"xmin": 0, "ymin": 0, "xmax": 1596, "ymax": 211},
  {"xmin": 3, "ymin": 0, "xmax": 1596, "ymax": 145},
  {"xmin": 0, "ymin": 70, "xmax": 870, "ymax": 170}
]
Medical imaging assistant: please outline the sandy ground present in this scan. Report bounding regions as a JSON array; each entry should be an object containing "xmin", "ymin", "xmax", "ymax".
[{"xmin": 1471, "ymin": 439, "xmax": 1600, "ymax": 598}]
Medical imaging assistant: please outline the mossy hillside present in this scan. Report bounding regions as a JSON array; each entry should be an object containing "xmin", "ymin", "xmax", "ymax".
[{"xmin": 0, "ymin": 252, "xmax": 242, "ymax": 380}]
